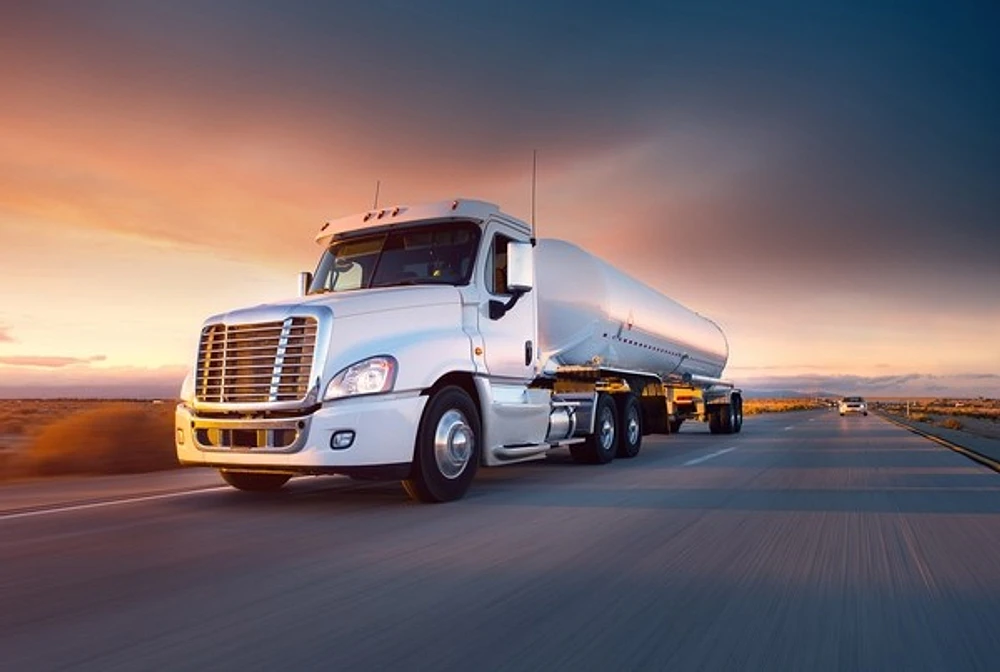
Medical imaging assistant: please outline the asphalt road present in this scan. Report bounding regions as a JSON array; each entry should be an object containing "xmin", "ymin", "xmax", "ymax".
[{"xmin": 2, "ymin": 410, "xmax": 999, "ymax": 671}]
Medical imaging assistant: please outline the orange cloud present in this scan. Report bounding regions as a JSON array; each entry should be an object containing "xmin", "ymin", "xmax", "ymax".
[
  {"xmin": 0, "ymin": 355, "xmax": 106, "ymax": 368},
  {"xmin": 0, "ymin": 326, "xmax": 13, "ymax": 343}
]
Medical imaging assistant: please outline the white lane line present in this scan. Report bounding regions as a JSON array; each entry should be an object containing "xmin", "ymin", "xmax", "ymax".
[
  {"xmin": 684, "ymin": 446, "xmax": 737, "ymax": 466},
  {"xmin": 0, "ymin": 486, "xmax": 231, "ymax": 522},
  {"xmin": 784, "ymin": 426, "xmax": 793, "ymax": 430}
]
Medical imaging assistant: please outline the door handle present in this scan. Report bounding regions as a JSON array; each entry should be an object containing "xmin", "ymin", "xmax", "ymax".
[{"xmin": 525, "ymin": 340, "xmax": 533, "ymax": 366}]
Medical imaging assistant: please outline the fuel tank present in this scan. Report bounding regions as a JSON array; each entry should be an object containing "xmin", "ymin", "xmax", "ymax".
[{"xmin": 535, "ymin": 239, "xmax": 728, "ymax": 380}]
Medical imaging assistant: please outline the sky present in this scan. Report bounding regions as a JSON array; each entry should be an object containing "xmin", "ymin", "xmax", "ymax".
[{"xmin": 1, "ymin": 0, "xmax": 998, "ymax": 398}]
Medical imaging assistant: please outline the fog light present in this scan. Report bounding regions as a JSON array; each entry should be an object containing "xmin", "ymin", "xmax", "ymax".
[
  {"xmin": 331, "ymin": 431, "xmax": 355, "ymax": 450},
  {"xmin": 176, "ymin": 428, "xmax": 185, "ymax": 446}
]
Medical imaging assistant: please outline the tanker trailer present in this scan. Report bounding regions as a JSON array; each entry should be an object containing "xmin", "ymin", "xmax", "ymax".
[
  {"xmin": 175, "ymin": 198, "xmax": 742, "ymax": 502},
  {"xmin": 532, "ymin": 239, "xmax": 742, "ymax": 465}
]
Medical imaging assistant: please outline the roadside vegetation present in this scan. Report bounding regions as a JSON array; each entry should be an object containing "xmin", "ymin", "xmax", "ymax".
[
  {"xmin": 0, "ymin": 400, "xmax": 177, "ymax": 480},
  {"xmin": 878, "ymin": 398, "xmax": 1000, "ymax": 441},
  {"xmin": 743, "ymin": 398, "xmax": 826, "ymax": 415}
]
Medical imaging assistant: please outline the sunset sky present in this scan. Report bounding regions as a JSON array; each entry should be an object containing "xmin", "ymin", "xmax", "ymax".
[{"xmin": 1, "ymin": 1, "xmax": 998, "ymax": 398}]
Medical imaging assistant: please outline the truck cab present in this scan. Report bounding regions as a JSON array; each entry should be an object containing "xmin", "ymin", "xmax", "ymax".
[{"xmin": 176, "ymin": 200, "xmax": 549, "ymax": 502}]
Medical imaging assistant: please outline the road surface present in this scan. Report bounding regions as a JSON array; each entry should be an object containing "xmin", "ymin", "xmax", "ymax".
[{"xmin": 2, "ymin": 410, "xmax": 999, "ymax": 670}]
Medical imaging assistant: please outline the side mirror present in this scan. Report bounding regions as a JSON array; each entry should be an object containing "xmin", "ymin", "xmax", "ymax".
[
  {"xmin": 488, "ymin": 241, "xmax": 534, "ymax": 320},
  {"xmin": 506, "ymin": 241, "xmax": 534, "ymax": 293},
  {"xmin": 298, "ymin": 271, "xmax": 313, "ymax": 297}
]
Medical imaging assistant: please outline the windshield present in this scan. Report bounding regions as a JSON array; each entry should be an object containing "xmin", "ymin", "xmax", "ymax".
[{"xmin": 308, "ymin": 221, "xmax": 481, "ymax": 294}]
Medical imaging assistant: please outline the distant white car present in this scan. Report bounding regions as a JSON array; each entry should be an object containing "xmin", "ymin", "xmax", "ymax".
[{"xmin": 839, "ymin": 396, "xmax": 868, "ymax": 416}]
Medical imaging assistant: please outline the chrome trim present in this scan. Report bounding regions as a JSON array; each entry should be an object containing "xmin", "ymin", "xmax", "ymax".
[
  {"xmin": 188, "ymin": 414, "xmax": 313, "ymax": 453},
  {"xmin": 433, "ymin": 409, "xmax": 474, "ymax": 480},
  {"xmin": 491, "ymin": 444, "xmax": 549, "ymax": 460},
  {"xmin": 269, "ymin": 318, "xmax": 295, "ymax": 402},
  {"xmin": 192, "ymin": 305, "xmax": 332, "ymax": 413}
]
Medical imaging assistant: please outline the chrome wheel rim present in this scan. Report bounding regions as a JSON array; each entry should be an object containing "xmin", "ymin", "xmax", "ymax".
[
  {"xmin": 434, "ymin": 409, "xmax": 474, "ymax": 480},
  {"xmin": 598, "ymin": 406, "xmax": 615, "ymax": 451},
  {"xmin": 626, "ymin": 408, "xmax": 640, "ymax": 445}
]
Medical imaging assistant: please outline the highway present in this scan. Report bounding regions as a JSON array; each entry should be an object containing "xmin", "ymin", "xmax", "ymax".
[{"xmin": 2, "ymin": 410, "xmax": 999, "ymax": 670}]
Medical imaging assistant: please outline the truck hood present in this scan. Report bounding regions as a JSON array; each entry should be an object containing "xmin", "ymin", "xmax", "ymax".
[{"xmin": 209, "ymin": 285, "xmax": 461, "ymax": 323}]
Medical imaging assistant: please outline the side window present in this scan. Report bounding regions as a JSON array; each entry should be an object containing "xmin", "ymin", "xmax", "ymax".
[{"xmin": 486, "ymin": 233, "xmax": 512, "ymax": 295}]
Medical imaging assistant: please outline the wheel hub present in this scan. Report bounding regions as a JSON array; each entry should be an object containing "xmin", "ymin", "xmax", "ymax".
[
  {"xmin": 627, "ymin": 412, "xmax": 640, "ymax": 444},
  {"xmin": 599, "ymin": 408, "xmax": 615, "ymax": 451},
  {"xmin": 434, "ymin": 409, "xmax": 474, "ymax": 480}
]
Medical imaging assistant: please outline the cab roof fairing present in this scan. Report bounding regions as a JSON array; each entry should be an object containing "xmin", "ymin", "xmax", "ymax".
[{"xmin": 314, "ymin": 199, "xmax": 529, "ymax": 246}]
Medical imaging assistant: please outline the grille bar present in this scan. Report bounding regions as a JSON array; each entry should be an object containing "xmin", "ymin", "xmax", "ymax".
[{"xmin": 195, "ymin": 317, "xmax": 317, "ymax": 404}]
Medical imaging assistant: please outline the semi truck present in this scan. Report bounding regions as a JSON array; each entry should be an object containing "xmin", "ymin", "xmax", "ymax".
[{"xmin": 175, "ymin": 199, "xmax": 742, "ymax": 502}]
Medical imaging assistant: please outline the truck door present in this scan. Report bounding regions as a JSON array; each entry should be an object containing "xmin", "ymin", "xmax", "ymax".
[{"xmin": 478, "ymin": 222, "xmax": 536, "ymax": 381}]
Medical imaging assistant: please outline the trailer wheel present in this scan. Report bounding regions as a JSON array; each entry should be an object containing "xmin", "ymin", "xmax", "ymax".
[
  {"xmin": 570, "ymin": 393, "xmax": 617, "ymax": 464},
  {"xmin": 402, "ymin": 386, "xmax": 481, "ymax": 503},
  {"xmin": 732, "ymin": 394, "xmax": 744, "ymax": 434},
  {"xmin": 219, "ymin": 471, "xmax": 291, "ymax": 492},
  {"xmin": 708, "ymin": 408, "xmax": 723, "ymax": 434},
  {"xmin": 615, "ymin": 394, "xmax": 642, "ymax": 458}
]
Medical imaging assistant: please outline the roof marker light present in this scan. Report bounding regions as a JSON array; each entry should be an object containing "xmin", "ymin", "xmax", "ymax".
[
  {"xmin": 377, "ymin": 209, "xmax": 386, "ymax": 219},
  {"xmin": 320, "ymin": 222, "xmax": 330, "ymax": 231},
  {"xmin": 392, "ymin": 207, "xmax": 400, "ymax": 216},
  {"xmin": 451, "ymin": 200, "xmax": 459, "ymax": 210},
  {"xmin": 363, "ymin": 212, "xmax": 373, "ymax": 222}
]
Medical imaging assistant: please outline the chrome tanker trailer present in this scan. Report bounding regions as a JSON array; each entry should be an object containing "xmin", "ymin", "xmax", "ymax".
[{"xmin": 175, "ymin": 199, "xmax": 742, "ymax": 502}]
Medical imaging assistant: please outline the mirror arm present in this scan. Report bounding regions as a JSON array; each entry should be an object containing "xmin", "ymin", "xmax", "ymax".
[{"xmin": 488, "ymin": 289, "xmax": 526, "ymax": 320}]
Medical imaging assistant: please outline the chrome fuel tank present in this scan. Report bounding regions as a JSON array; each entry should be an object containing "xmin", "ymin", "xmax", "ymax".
[{"xmin": 535, "ymin": 239, "xmax": 728, "ymax": 380}]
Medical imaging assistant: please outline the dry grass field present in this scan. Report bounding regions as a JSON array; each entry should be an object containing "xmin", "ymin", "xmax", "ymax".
[
  {"xmin": 877, "ymin": 398, "xmax": 1000, "ymax": 441},
  {"xmin": 0, "ymin": 400, "xmax": 176, "ymax": 480},
  {"xmin": 743, "ymin": 398, "xmax": 826, "ymax": 415}
]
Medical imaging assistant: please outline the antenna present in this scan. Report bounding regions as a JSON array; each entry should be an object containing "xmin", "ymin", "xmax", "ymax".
[
  {"xmin": 373, "ymin": 180, "xmax": 381, "ymax": 209},
  {"xmin": 530, "ymin": 150, "xmax": 537, "ymax": 245}
]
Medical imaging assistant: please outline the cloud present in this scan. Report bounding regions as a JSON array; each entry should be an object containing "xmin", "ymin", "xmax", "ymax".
[
  {"xmin": 2, "ymin": 0, "xmax": 997, "ymax": 282},
  {"xmin": 742, "ymin": 372, "xmax": 1000, "ymax": 398},
  {"xmin": 0, "ymin": 326, "xmax": 13, "ymax": 343},
  {"xmin": 0, "ymin": 355, "xmax": 106, "ymax": 368},
  {"xmin": 0, "ymin": 363, "xmax": 185, "ymax": 399}
]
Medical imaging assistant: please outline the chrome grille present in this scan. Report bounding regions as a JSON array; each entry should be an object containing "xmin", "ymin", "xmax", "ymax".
[{"xmin": 195, "ymin": 317, "xmax": 318, "ymax": 403}]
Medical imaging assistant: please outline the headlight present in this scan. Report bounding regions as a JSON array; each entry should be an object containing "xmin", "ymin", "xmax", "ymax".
[
  {"xmin": 179, "ymin": 370, "xmax": 195, "ymax": 403},
  {"xmin": 324, "ymin": 356, "xmax": 397, "ymax": 400}
]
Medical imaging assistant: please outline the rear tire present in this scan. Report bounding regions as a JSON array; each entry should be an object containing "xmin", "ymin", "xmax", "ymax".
[
  {"xmin": 732, "ymin": 394, "xmax": 744, "ymax": 434},
  {"xmin": 219, "ymin": 470, "xmax": 291, "ymax": 492},
  {"xmin": 615, "ymin": 394, "xmax": 642, "ymax": 458},
  {"xmin": 669, "ymin": 418, "xmax": 684, "ymax": 434},
  {"xmin": 402, "ymin": 386, "xmax": 481, "ymax": 503},
  {"xmin": 570, "ymin": 393, "xmax": 617, "ymax": 464},
  {"xmin": 709, "ymin": 401, "xmax": 739, "ymax": 435}
]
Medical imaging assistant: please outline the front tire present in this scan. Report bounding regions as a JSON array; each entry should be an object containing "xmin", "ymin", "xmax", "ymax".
[
  {"xmin": 615, "ymin": 394, "xmax": 642, "ymax": 458},
  {"xmin": 219, "ymin": 470, "xmax": 291, "ymax": 492},
  {"xmin": 570, "ymin": 393, "xmax": 617, "ymax": 464},
  {"xmin": 402, "ymin": 386, "xmax": 481, "ymax": 503}
]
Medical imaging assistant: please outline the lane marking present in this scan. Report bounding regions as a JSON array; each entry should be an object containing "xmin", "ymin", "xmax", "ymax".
[
  {"xmin": 0, "ymin": 486, "xmax": 231, "ymax": 523},
  {"xmin": 684, "ymin": 446, "xmax": 737, "ymax": 466},
  {"xmin": 784, "ymin": 426, "xmax": 793, "ymax": 430}
]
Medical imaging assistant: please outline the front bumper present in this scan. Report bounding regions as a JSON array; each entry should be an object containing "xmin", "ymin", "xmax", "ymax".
[
  {"xmin": 840, "ymin": 406, "xmax": 867, "ymax": 414},
  {"xmin": 175, "ymin": 392, "xmax": 427, "ymax": 474}
]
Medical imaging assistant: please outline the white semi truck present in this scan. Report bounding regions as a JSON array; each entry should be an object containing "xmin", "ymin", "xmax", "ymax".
[{"xmin": 175, "ymin": 199, "xmax": 742, "ymax": 502}]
